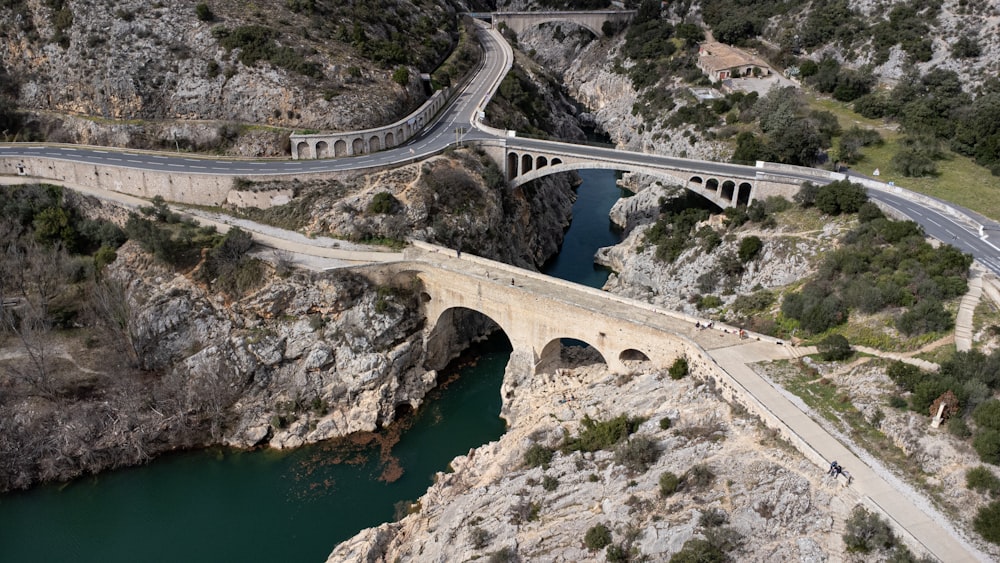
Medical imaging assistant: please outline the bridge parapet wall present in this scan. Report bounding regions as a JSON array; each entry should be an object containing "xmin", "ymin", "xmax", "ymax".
[{"xmin": 290, "ymin": 87, "xmax": 450, "ymax": 160}]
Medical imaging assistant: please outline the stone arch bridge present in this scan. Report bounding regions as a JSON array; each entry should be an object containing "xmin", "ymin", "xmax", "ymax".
[
  {"xmin": 486, "ymin": 138, "xmax": 807, "ymax": 209},
  {"xmin": 363, "ymin": 241, "xmax": 712, "ymax": 379},
  {"xmin": 491, "ymin": 10, "xmax": 636, "ymax": 37}
]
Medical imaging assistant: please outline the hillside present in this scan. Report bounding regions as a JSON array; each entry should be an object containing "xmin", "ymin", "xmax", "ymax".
[{"xmin": 0, "ymin": 0, "xmax": 461, "ymax": 154}]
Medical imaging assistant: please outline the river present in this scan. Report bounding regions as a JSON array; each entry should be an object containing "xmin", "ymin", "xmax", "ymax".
[{"xmin": 0, "ymin": 169, "xmax": 627, "ymax": 562}]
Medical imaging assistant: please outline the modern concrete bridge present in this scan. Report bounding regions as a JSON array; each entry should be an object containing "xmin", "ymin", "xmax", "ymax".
[
  {"xmin": 499, "ymin": 137, "xmax": 815, "ymax": 208},
  {"xmin": 491, "ymin": 10, "xmax": 636, "ymax": 37}
]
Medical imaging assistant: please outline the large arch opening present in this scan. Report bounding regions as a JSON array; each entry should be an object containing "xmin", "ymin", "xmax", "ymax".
[
  {"xmin": 721, "ymin": 180, "xmax": 736, "ymax": 201},
  {"xmin": 425, "ymin": 307, "xmax": 512, "ymax": 373},
  {"xmin": 385, "ymin": 132, "xmax": 395, "ymax": 148},
  {"xmin": 536, "ymin": 156, "xmax": 548, "ymax": 169},
  {"xmin": 315, "ymin": 141, "xmax": 330, "ymax": 159},
  {"xmin": 296, "ymin": 142, "xmax": 311, "ymax": 159},
  {"xmin": 352, "ymin": 138, "xmax": 365, "ymax": 155},
  {"xmin": 737, "ymin": 182, "xmax": 753, "ymax": 207},
  {"xmin": 369, "ymin": 135, "xmax": 381, "ymax": 152},
  {"xmin": 334, "ymin": 139, "xmax": 348, "ymax": 157},
  {"xmin": 533, "ymin": 19, "xmax": 602, "ymax": 39},
  {"xmin": 536, "ymin": 338, "xmax": 607, "ymax": 375},
  {"xmin": 705, "ymin": 178, "xmax": 719, "ymax": 192},
  {"xmin": 689, "ymin": 176, "xmax": 703, "ymax": 186}
]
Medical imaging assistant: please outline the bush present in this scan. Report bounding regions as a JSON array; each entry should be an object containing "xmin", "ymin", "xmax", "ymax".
[
  {"xmin": 697, "ymin": 295, "xmax": 723, "ymax": 311},
  {"xmin": 488, "ymin": 546, "xmax": 520, "ymax": 563},
  {"xmin": 967, "ymin": 466, "xmax": 1000, "ymax": 497},
  {"xmin": 541, "ymin": 474, "xmax": 559, "ymax": 491},
  {"xmin": 614, "ymin": 434, "xmax": 661, "ymax": 473},
  {"xmin": 659, "ymin": 471, "xmax": 680, "ymax": 496},
  {"xmin": 367, "ymin": 192, "xmax": 399, "ymax": 214},
  {"xmin": 843, "ymin": 506, "xmax": 896, "ymax": 553},
  {"xmin": 563, "ymin": 414, "xmax": 645, "ymax": 453},
  {"xmin": 814, "ymin": 180, "xmax": 868, "ymax": 215},
  {"xmin": 195, "ymin": 2, "xmax": 214, "ymax": 21},
  {"xmin": 470, "ymin": 526, "xmax": 491, "ymax": 549},
  {"xmin": 974, "ymin": 501, "xmax": 1000, "ymax": 545},
  {"xmin": 659, "ymin": 417, "xmax": 672, "ymax": 430},
  {"xmin": 669, "ymin": 357, "xmax": 689, "ymax": 380},
  {"xmin": 887, "ymin": 395, "xmax": 907, "ymax": 409},
  {"xmin": 700, "ymin": 508, "xmax": 728, "ymax": 528},
  {"xmin": 669, "ymin": 538, "xmax": 725, "ymax": 563},
  {"xmin": 975, "ymin": 429, "xmax": 1000, "ymax": 465},
  {"xmin": 738, "ymin": 236, "xmax": 763, "ymax": 263},
  {"xmin": 817, "ymin": 334, "xmax": 852, "ymax": 361},
  {"xmin": 974, "ymin": 399, "xmax": 1000, "ymax": 430},
  {"xmin": 896, "ymin": 298, "xmax": 952, "ymax": 336},
  {"xmin": 524, "ymin": 444, "xmax": 554, "ymax": 469},
  {"xmin": 584, "ymin": 524, "xmax": 612, "ymax": 551}
]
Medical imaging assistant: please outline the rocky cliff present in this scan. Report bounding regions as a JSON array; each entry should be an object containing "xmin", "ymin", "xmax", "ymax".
[
  {"xmin": 0, "ymin": 0, "xmax": 458, "ymax": 154},
  {"xmin": 328, "ymin": 358, "xmax": 856, "ymax": 562}
]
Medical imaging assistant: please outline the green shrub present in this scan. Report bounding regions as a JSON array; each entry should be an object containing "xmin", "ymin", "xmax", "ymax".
[
  {"xmin": 669, "ymin": 357, "xmax": 689, "ymax": 380},
  {"xmin": 669, "ymin": 538, "xmax": 725, "ymax": 563},
  {"xmin": 563, "ymin": 414, "xmax": 645, "ymax": 453},
  {"xmin": 367, "ymin": 191, "xmax": 398, "ymax": 214},
  {"xmin": 584, "ymin": 524, "xmax": 612, "ymax": 551},
  {"xmin": 699, "ymin": 507, "xmax": 728, "ymax": 528},
  {"xmin": 195, "ymin": 2, "xmax": 214, "ymax": 21},
  {"xmin": 738, "ymin": 236, "xmax": 763, "ymax": 263},
  {"xmin": 967, "ymin": 466, "xmax": 1000, "ymax": 497},
  {"xmin": 818, "ymin": 334, "xmax": 852, "ymax": 361},
  {"xmin": 614, "ymin": 434, "xmax": 661, "ymax": 473},
  {"xmin": 696, "ymin": 295, "xmax": 723, "ymax": 311},
  {"xmin": 843, "ymin": 505, "xmax": 896, "ymax": 553},
  {"xmin": 887, "ymin": 395, "xmax": 907, "ymax": 409},
  {"xmin": 948, "ymin": 416, "xmax": 972, "ymax": 438},
  {"xmin": 974, "ymin": 429, "xmax": 1000, "ymax": 465},
  {"xmin": 659, "ymin": 471, "xmax": 680, "ymax": 496},
  {"xmin": 659, "ymin": 417, "xmax": 672, "ymax": 430},
  {"xmin": 524, "ymin": 444, "xmax": 554, "ymax": 469},
  {"xmin": 974, "ymin": 400, "xmax": 1000, "ymax": 430},
  {"xmin": 974, "ymin": 501, "xmax": 1000, "ymax": 545},
  {"xmin": 541, "ymin": 475, "xmax": 558, "ymax": 491}
]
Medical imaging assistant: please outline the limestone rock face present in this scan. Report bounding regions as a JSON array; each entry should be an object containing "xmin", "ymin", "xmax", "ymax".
[
  {"xmin": 0, "ymin": 0, "xmax": 448, "ymax": 154},
  {"xmin": 328, "ymin": 361, "xmax": 854, "ymax": 562},
  {"xmin": 112, "ymin": 243, "xmax": 432, "ymax": 450}
]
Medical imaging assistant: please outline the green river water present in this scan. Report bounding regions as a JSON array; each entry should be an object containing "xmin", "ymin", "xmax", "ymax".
[{"xmin": 0, "ymin": 169, "xmax": 626, "ymax": 562}]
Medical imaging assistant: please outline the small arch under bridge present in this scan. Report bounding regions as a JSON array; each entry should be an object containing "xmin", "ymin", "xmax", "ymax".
[
  {"xmin": 492, "ymin": 10, "xmax": 636, "ymax": 37},
  {"xmin": 496, "ymin": 138, "xmax": 804, "ymax": 209}
]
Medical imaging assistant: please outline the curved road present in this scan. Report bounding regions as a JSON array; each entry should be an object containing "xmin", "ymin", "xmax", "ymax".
[{"xmin": 2, "ymin": 12, "xmax": 998, "ymax": 563}]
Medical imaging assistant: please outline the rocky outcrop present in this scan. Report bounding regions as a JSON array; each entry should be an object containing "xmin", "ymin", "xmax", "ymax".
[
  {"xmin": 329, "ymin": 360, "xmax": 854, "ymax": 562},
  {"xmin": 111, "ymin": 243, "xmax": 434, "ymax": 451}
]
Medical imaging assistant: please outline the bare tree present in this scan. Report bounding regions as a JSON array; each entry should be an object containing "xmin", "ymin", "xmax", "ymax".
[{"xmin": 91, "ymin": 277, "xmax": 142, "ymax": 368}]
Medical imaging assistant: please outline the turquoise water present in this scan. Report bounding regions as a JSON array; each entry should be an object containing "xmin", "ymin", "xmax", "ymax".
[
  {"xmin": 542, "ymin": 169, "xmax": 628, "ymax": 287},
  {"xmin": 0, "ymin": 169, "xmax": 626, "ymax": 562}
]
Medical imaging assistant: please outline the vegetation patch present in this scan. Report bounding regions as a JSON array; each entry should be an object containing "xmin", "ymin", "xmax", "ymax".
[{"xmin": 562, "ymin": 414, "xmax": 646, "ymax": 453}]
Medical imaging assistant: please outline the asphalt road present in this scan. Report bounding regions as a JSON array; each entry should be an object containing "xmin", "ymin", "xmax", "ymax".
[{"xmin": 2, "ymin": 19, "xmax": 999, "ymax": 280}]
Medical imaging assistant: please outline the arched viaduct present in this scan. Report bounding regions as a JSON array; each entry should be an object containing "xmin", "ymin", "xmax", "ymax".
[
  {"xmin": 368, "ymin": 241, "xmax": 696, "ymax": 379},
  {"xmin": 290, "ymin": 88, "xmax": 450, "ymax": 160},
  {"xmin": 492, "ymin": 10, "xmax": 636, "ymax": 37}
]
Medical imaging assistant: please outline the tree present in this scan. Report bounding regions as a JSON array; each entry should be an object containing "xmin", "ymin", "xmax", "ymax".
[
  {"xmin": 818, "ymin": 334, "xmax": 852, "ymax": 361},
  {"xmin": 843, "ymin": 506, "xmax": 896, "ymax": 553},
  {"xmin": 669, "ymin": 356, "xmax": 689, "ymax": 379},
  {"xmin": 814, "ymin": 180, "xmax": 868, "ymax": 215}
]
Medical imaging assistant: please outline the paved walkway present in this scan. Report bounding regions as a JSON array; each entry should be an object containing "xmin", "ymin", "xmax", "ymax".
[{"xmin": 709, "ymin": 341, "xmax": 986, "ymax": 561}]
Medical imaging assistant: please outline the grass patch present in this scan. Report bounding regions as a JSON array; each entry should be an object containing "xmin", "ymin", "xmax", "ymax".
[
  {"xmin": 805, "ymin": 94, "xmax": 1000, "ymax": 221},
  {"xmin": 774, "ymin": 360, "xmax": 927, "ymax": 486},
  {"xmin": 913, "ymin": 342, "xmax": 957, "ymax": 366},
  {"xmin": 974, "ymin": 299, "xmax": 1000, "ymax": 335},
  {"xmin": 822, "ymin": 314, "xmax": 953, "ymax": 353}
]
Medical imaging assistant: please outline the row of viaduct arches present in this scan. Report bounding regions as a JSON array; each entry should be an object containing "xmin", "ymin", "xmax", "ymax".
[{"xmin": 290, "ymin": 87, "xmax": 449, "ymax": 160}]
